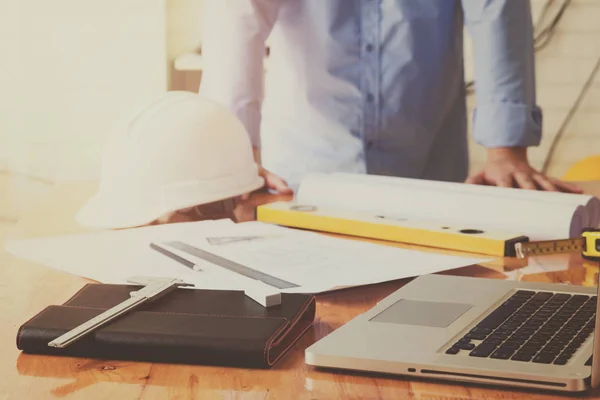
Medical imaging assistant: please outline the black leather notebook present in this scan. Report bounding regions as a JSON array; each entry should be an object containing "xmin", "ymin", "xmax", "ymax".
[{"xmin": 16, "ymin": 283, "xmax": 316, "ymax": 368}]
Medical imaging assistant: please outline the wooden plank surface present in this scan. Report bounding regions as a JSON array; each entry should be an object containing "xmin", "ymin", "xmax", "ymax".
[{"xmin": 1, "ymin": 181, "xmax": 600, "ymax": 399}]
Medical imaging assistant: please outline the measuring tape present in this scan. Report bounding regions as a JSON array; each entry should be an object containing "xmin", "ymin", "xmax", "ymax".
[{"xmin": 515, "ymin": 228, "xmax": 600, "ymax": 261}]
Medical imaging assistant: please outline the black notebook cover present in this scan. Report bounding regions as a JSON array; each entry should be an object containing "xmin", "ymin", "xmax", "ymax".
[{"xmin": 17, "ymin": 283, "xmax": 316, "ymax": 368}]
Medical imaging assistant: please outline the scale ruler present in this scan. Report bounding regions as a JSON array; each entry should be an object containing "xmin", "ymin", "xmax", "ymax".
[{"xmin": 164, "ymin": 240, "xmax": 300, "ymax": 290}]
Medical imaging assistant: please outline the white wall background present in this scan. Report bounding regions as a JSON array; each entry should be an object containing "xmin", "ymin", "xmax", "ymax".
[
  {"xmin": 0, "ymin": 0, "xmax": 24, "ymax": 174},
  {"xmin": 1, "ymin": 0, "xmax": 597, "ymax": 183},
  {"xmin": 167, "ymin": 0, "xmax": 204, "ymax": 73},
  {"xmin": 0, "ymin": 0, "xmax": 168, "ymax": 181}
]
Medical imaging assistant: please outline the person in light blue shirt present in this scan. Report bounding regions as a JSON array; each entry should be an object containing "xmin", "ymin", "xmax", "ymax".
[{"xmin": 198, "ymin": 0, "xmax": 581, "ymax": 194}]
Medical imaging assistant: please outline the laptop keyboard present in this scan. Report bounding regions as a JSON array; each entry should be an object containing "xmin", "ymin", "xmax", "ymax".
[{"xmin": 445, "ymin": 290, "xmax": 596, "ymax": 365}]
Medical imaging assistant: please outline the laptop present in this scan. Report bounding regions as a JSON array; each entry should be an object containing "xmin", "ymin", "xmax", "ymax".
[{"xmin": 305, "ymin": 274, "xmax": 600, "ymax": 392}]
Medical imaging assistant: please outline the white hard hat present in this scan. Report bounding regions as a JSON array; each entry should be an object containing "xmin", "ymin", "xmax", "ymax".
[{"xmin": 76, "ymin": 91, "xmax": 264, "ymax": 229}]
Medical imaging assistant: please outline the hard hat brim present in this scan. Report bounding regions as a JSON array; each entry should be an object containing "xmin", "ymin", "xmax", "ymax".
[
  {"xmin": 75, "ymin": 176, "xmax": 265, "ymax": 229},
  {"xmin": 75, "ymin": 193, "xmax": 165, "ymax": 229}
]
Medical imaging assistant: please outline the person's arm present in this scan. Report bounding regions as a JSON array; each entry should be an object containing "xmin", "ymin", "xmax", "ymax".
[
  {"xmin": 461, "ymin": 0, "xmax": 580, "ymax": 192},
  {"xmin": 199, "ymin": 0, "xmax": 291, "ymax": 194}
]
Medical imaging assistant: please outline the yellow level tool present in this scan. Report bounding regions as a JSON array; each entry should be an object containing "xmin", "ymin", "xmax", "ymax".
[
  {"xmin": 515, "ymin": 229, "xmax": 600, "ymax": 261},
  {"xmin": 256, "ymin": 201, "xmax": 530, "ymax": 257}
]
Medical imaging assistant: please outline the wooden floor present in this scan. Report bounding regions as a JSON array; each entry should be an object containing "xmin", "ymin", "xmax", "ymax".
[{"xmin": 0, "ymin": 171, "xmax": 54, "ymax": 246}]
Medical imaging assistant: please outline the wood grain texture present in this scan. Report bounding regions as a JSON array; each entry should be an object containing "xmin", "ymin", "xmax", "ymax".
[{"xmin": 2, "ymin": 181, "xmax": 600, "ymax": 399}]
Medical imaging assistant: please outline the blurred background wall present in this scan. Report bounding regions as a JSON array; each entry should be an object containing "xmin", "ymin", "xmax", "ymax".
[
  {"xmin": 465, "ymin": 0, "xmax": 600, "ymax": 179},
  {"xmin": 0, "ymin": 0, "xmax": 168, "ymax": 181},
  {"xmin": 0, "ymin": 0, "xmax": 598, "ymax": 184}
]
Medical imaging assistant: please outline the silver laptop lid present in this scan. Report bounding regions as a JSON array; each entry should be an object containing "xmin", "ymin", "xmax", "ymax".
[{"xmin": 592, "ymin": 268, "xmax": 600, "ymax": 387}]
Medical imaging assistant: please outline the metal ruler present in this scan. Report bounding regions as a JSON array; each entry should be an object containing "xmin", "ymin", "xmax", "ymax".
[
  {"xmin": 164, "ymin": 241, "xmax": 300, "ymax": 289},
  {"xmin": 515, "ymin": 229, "xmax": 600, "ymax": 261}
]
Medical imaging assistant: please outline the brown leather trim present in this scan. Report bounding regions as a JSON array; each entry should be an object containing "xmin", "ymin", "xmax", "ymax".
[
  {"xmin": 265, "ymin": 295, "xmax": 316, "ymax": 366},
  {"xmin": 263, "ymin": 319, "xmax": 291, "ymax": 365},
  {"xmin": 271, "ymin": 316, "xmax": 314, "ymax": 365}
]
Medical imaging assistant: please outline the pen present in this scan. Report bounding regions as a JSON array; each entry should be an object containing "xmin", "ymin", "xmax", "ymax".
[{"xmin": 149, "ymin": 242, "xmax": 201, "ymax": 272}]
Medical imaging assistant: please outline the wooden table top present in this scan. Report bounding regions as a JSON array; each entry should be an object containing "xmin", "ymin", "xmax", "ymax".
[{"xmin": 2, "ymin": 181, "xmax": 600, "ymax": 400}]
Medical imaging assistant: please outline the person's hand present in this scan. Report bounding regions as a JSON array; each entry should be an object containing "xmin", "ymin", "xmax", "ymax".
[
  {"xmin": 241, "ymin": 147, "xmax": 293, "ymax": 200},
  {"xmin": 466, "ymin": 147, "xmax": 583, "ymax": 193},
  {"xmin": 257, "ymin": 164, "xmax": 293, "ymax": 194}
]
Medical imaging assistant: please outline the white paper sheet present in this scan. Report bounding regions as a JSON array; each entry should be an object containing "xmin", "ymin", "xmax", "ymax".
[
  {"xmin": 4, "ymin": 219, "xmax": 236, "ymax": 284},
  {"xmin": 4, "ymin": 219, "xmax": 489, "ymax": 295},
  {"xmin": 159, "ymin": 221, "xmax": 491, "ymax": 293},
  {"xmin": 295, "ymin": 172, "xmax": 600, "ymax": 241}
]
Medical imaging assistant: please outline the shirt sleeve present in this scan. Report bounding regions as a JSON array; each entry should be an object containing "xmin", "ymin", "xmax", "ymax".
[
  {"xmin": 198, "ymin": 0, "xmax": 282, "ymax": 148},
  {"xmin": 461, "ymin": 0, "xmax": 543, "ymax": 148}
]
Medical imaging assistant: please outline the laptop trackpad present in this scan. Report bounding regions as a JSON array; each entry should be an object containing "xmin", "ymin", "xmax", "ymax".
[{"xmin": 370, "ymin": 299, "xmax": 472, "ymax": 328}]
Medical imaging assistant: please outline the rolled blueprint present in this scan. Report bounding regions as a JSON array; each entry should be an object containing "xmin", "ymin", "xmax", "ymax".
[{"xmin": 295, "ymin": 172, "xmax": 600, "ymax": 241}]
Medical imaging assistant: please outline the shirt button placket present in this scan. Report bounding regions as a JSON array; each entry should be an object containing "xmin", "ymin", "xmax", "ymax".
[{"xmin": 361, "ymin": 0, "xmax": 380, "ymax": 154}]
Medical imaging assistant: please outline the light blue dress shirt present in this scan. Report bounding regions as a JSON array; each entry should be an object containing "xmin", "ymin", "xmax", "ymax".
[{"xmin": 199, "ymin": 0, "xmax": 542, "ymax": 191}]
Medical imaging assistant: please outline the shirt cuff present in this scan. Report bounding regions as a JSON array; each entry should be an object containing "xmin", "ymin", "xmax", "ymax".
[{"xmin": 472, "ymin": 101, "xmax": 543, "ymax": 148}]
